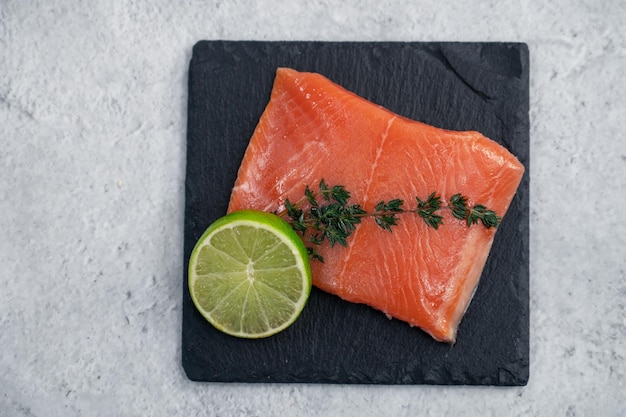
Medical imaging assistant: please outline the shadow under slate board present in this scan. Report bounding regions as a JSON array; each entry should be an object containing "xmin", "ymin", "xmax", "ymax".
[{"xmin": 182, "ymin": 41, "xmax": 529, "ymax": 385}]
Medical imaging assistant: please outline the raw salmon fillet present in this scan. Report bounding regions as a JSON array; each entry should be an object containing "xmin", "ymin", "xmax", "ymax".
[{"xmin": 228, "ymin": 68, "xmax": 525, "ymax": 342}]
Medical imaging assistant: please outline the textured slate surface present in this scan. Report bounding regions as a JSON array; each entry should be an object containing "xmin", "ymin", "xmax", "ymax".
[{"xmin": 182, "ymin": 41, "xmax": 529, "ymax": 385}]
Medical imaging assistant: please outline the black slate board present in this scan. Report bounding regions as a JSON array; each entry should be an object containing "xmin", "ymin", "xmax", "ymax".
[{"xmin": 182, "ymin": 41, "xmax": 530, "ymax": 385}]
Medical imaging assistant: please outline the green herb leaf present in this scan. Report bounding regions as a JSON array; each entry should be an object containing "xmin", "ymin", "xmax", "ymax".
[
  {"xmin": 307, "ymin": 247, "xmax": 324, "ymax": 263},
  {"xmin": 304, "ymin": 185, "xmax": 318, "ymax": 207},
  {"xmin": 449, "ymin": 193, "xmax": 469, "ymax": 220},
  {"xmin": 467, "ymin": 204, "xmax": 501, "ymax": 229},
  {"xmin": 416, "ymin": 192, "xmax": 444, "ymax": 229},
  {"xmin": 374, "ymin": 199, "xmax": 404, "ymax": 232},
  {"xmin": 330, "ymin": 185, "xmax": 350, "ymax": 206}
]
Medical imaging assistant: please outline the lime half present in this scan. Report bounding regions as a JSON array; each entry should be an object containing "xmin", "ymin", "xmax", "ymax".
[{"xmin": 188, "ymin": 210, "xmax": 312, "ymax": 338}]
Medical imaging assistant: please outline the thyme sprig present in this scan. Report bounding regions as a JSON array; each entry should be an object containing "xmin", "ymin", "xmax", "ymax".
[
  {"xmin": 449, "ymin": 193, "xmax": 501, "ymax": 228},
  {"xmin": 276, "ymin": 179, "xmax": 501, "ymax": 262}
]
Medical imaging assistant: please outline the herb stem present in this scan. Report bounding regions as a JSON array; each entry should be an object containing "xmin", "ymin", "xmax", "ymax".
[{"xmin": 275, "ymin": 179, "xmax": 501, "ymax": 262}]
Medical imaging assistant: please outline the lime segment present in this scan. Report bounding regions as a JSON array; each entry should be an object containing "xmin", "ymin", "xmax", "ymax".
[{"xmin": 188, "ymin": 210, "xmax": 312, "ymax": 338}]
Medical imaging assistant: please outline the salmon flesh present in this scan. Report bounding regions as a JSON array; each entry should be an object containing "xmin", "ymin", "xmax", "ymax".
[{"xmin": 228, "ymin": 68, "xmax": 525, "ymax": 342}]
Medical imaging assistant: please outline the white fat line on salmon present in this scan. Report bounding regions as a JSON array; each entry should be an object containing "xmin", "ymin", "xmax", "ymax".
[
  {"xmin": 362, "ymin": 115, "xmax": 397, "ymax": 206},
  {"xmin": 335, "ymin": 116, "xmax": 397, "ymax": 283}
]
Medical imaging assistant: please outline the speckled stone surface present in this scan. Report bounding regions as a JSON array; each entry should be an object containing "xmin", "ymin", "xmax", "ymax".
[{"xmin": 1, "ymin": 1, "xmax": 624, "ymax": 416}]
